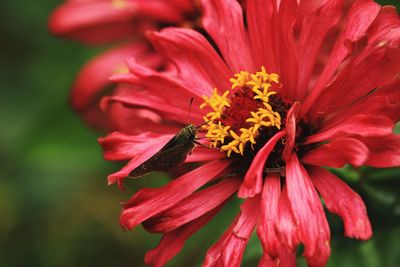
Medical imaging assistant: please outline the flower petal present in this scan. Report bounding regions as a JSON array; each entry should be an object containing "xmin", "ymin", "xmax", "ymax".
[
  {"xmin": 70, "ymin": 43, "xmax": 162, "ymax": 129},
  {"xmin": 301, "ymin": 0, "xmax": 380, "ymax": 117},
  {"xmin": 148, "ymin": 28, "xmax": 232, "ymax": 94},
  {"xmin": 120, "ymin": 159, "xmax": 231, "ymax": 230},
  {"xmin": 282, "ymin": 102, "xmax": 301, "ymax": 161},
  {"xmin": 143, "ymin": 177, "xmax": 240, "ymax": 233},
  {"xmin": 308, "ymin": 166, "xmax": 372, "ymax": 240},
  {"xmin": 286, "ymin": 154, "xmax": 330, "ymax": 267},
  {"xmin": 359, "ymin": 134, "xmax": 400, "ymax": 167},
  {"xmin": 99, "ymin": 132, "xmax": 174, "ymax": 161},
  {"xmin": 246, "ymin": 0, "xmax": 277, "ymax": 71},
  {"xmin": 257, "ymin": 174, "xmax": 282, "ymax": 259},
  {"xmin": 274, "ymin": 0, "xmax": 301, "ymax": 100},
  {"xmin": 276, "ymin": 186, "xmax": 300, "ymax": 252},
  {"xmin": 305, "ymin": 114, "xmax": 393, "ymax": 144},
  {"xmin": 122, "ymin": 57, "xmax": 204, "ymax": 107},
  {"xmin": 201, "ymin": 0, "xmax": 253, "ymax": 72},
  {"xmin": 185, "ymin": 146, "xmax": 226, "ymax": 162},
  {"xmin": 49, "ymin": 0, "xmax": 139, "ymax": 44},
  {"xmin": 239, "ymin": 131, "xmax": 286, "ymax": 198},
  {"xmin": 325, "ymin": 78, "xmax": 400, "ymax": 125},
  {"xmin": 203, "ymin": 196, "xmax": 260, "ymax": 267},
  {"xmin": 296, "ymin": 0, "xmax": 344, "ymax": 99},
  {"xmin": 302, "ymin": 138, "xmax": 369, "ymax": 168},
  {"xmin": 145, "ymin": 206, "xmax": 222, "ymax": 267},
  {"xmin": 311, "ymin": 44, "xmax": 400, "ymax": 117},
  {"xmin": 100, "ymin": 85, "xmax": 202, "ymax": 124},
  {"xmin": 104, "ymin": 132, "xmax": 177, "ymax": 187},
  {"xmin": 104, "ymin": 99, "xmax": 180, "ymax": 135}
]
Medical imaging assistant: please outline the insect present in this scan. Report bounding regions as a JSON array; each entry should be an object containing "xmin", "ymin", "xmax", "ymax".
[{"xmin": 129, "ymin": 124, "xmax": 198, "ymax": 178}]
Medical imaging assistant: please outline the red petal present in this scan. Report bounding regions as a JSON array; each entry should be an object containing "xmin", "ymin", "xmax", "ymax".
[
  {"xmin": 99, "ymin": 131, "xmax": 174, "ymax": 161},
  {"xmin": 301, "ymin": 0, "xmax": 380, "ymax": 117},
  {"xmin": 148, "ymin": 28, "xmax": 232, "ymax": 94},
  {"xmin": 302, "ymin": 138, "xmax": 369, "ymax": 168},
  {"xmin": 122, "ymin": 57, "xmax": 205, "ymax": 115},
  {"xmin": 69, "ymin": 43, "xmax": 162, "ymax": 129},
  {"xmin": 201, "ymin": 0, "xmax": 253, "ymax": 72},
  {"xmin": 120, "ymin": 160, "xmax": 231, "ymax": 230},
  {"xmin": 286, "ymin": 154, "xmax": 330, "ymax": 267},
  {"xmin": 70, "ymin": 43, "xmax": 153, "ymax": 112},
  {"xmin": 309, "ymin": 167, "xmax": 372, "ymax": 240},
  {"xmin": 276, "ymin": 186, "xmax": 299, "ymax": 252},
  {"xmin": 311, "ymin": 44, "xmax": 400, "ymax": 117},
  {"xmin": 259, "ymin": 247, "xmax": 296, "ymax": 267},
  {"xmin": 221, "ymin": 196, "xmax": 260, "ymax": 267},
  {"xmin": 100, "ymin": 85, "xmax": 202, "ymax": 125},
  {"xmin": 273, "ymin": 0, "xmax": 299, "ymax": 100},
  {"xmin": 186, "ymin": 147, "xmax": 226, "ymax": 163},
  {"xmin": 49, "ymin": 0, "xmax": 139, "ymax": 44},
  {"xmin": 296, "ymin": 0, "xmax": 344, "ymax": 100},
  {"xmin": 145, "ymin": 206, "xmax": 222, "ymax": 267},
  {"xmin": 144, "ymin": 177, "xmax": 240, "ymax": 233},
  {"xmin": 282, "ymin": 102, "xmax": 300, "ymax": 161},
  {"xmin": 239, "ymin": 131, "xmax": 286, "ymax": 198},
  {"xmin": 202, "ymin": 218, "xmax": 238, "ymax": 267},
  {"xmin": 305, "ymin": 114, "xmax": 393, "ymax": 144},
  {"xmin": 325, "ymin": 78, "xmax": 400, "ymax": 125},
  {"xmin": 246, "ymin": 0, "xmax": 277, "ymax": 72},
  {"xmin": 257, "ymin": 174, "xmax": 282, "ymax": 259},
  {"xmin": 203, "ymin": 196, "xmax": 260, "ymax": 267},
  {"xmin": 105, "ymin": 99, "xmax": 180, "ymax": 135},
  {"xmin": 359, "ymin": 134, "xmax": 400, "ymax": 167}
]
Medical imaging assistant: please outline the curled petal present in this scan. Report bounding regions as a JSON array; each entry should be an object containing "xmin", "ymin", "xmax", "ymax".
[
  {"xmin": 282, "ymin": 102, "xmax": 301, "ymax": 161},
  {"xmin": 308, "ymin": 167, "xmax": 372, "ymax": 240},
  {"xmin": 239, "ymin": 131, "xmax": 286, "ymax": 198}
]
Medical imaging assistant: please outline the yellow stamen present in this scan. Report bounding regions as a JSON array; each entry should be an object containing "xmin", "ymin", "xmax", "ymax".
[{"xmin": 200, "ymin": 66, "xmax": 282, "ymax": 157}]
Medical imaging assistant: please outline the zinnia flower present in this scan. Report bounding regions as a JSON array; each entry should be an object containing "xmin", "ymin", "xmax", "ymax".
[
  {"xmin": 49, "ymin": 0, "xmax": 200, "ymax": 129},
  {"xmin": 99, "ymin": 0, "xmax": 400, "ymax": 266}
]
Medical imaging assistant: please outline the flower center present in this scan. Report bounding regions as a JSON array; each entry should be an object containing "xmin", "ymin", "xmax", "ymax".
[{"xmin": 200, "ymin": 67, "xmax": 289, "ymax": 160}]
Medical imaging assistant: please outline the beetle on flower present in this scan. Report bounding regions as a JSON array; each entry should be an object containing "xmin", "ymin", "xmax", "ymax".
[{"xmin": 99, "ymin": 0, "xmax": 400, "ymax": 266}]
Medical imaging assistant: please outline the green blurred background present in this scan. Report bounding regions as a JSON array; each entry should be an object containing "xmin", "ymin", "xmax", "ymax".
[{"xmin": 0, "ymin": 0, "xmax": 399, "ymax": 266}]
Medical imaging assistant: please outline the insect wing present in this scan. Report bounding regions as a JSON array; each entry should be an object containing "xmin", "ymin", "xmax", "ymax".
[
  {"xmin": 128, "ymin": 125, "xmax": 197, "ymax": 178},
  {"xmin": 129, "ymin": 142, "xmax": 194, "ymax": 177}
]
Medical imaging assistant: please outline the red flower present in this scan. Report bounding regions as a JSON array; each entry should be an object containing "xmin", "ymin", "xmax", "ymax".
[
  {"xmin": 100, "ymin": 0, "xmax": 400, "ymax": 266},
  {"xmin": 49, "ymin": 0, "xmax": 199, "ymax": 129}
]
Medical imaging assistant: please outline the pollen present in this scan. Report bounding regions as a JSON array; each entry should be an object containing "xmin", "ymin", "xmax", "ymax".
[{"xmin": 200, "ymin": 67, "xmax": 282, "ymax": 157}]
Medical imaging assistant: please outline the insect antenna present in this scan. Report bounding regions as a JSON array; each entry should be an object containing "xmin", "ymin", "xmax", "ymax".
[{"xmin": 187, "ymin": 97, "xmax": 194, "ymax": 125}]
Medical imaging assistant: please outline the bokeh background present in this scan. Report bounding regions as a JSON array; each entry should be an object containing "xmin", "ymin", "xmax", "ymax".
[{"xmin": 1, "ymin": 0, "xmax": 399, "ymax": 266}]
